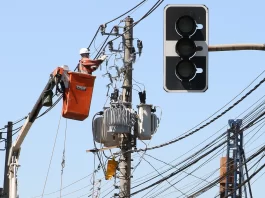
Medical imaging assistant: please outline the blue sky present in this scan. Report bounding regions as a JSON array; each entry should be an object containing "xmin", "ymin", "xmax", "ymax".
[{"xmin": 1, "ymin": 0, "xmax": 265, "ymax": 197}]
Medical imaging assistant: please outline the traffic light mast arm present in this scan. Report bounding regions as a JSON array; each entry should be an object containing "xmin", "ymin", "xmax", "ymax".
[{"xmin": 209, "ymin": 43, "xmax": 265, "ymax": 51}]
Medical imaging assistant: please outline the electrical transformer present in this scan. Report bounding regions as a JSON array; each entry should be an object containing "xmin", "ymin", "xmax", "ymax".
[
  {"xmin": 93, "ymin": 101, "xmax": 159, "ymax": 145},
  {"xmin": 151, "ymin": 113, "xmax": 159, "ymax": 134},
  {"xmin": 137, "ymin": 104, "xmax": 159, "ymax": 140},
  {"xmin": 104, "ymin": 107, "xmax": 133, "ymax": 133},
  {"xmin": 93, "ymin": 116, "xmax": 120, "ymax": 147}
]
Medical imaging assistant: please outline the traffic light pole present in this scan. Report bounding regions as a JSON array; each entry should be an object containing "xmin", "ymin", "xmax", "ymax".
[
  {"xmin": 119, "ymin": 16, "xmax": 133, "ymax": 198},
  {"xmin": 209, "ymin": 43, "xmax": 265, "ymax": 51}
]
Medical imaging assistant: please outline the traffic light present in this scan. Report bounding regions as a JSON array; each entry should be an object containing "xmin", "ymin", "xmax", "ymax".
[{"xmin": 163, "ymin": 4, "xmax": 209, "ymax": 92}]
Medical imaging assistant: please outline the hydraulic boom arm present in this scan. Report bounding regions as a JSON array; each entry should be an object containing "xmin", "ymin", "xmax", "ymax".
[{"xmin": 7, "ymin": 66, "xmax": 69, "ymax": 198}]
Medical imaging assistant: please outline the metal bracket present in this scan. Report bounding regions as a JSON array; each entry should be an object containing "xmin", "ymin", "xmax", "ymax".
[{"xmin": 102, "ymin": 32, "xmax": 123, "ymax": 37}]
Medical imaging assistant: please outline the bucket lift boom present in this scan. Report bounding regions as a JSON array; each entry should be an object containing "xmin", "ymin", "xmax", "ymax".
[{"xmin": 7, "ymin": 66, "xmax": 96, "ymax": 198}]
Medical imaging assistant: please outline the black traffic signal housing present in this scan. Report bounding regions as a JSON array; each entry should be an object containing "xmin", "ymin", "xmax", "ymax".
[{"xmin": 163, "ymin": 4, "xmax": 209, "ymax": 92}]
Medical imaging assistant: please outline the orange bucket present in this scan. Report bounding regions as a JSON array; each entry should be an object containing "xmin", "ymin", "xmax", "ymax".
[{"xmin": 62, "ymin": 72, "xmax": 96, "ymax": 121}]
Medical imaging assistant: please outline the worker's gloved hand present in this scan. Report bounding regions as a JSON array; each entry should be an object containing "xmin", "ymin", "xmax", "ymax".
[
  {"xmin": 98, "ymin": 54, "xmax": 108, "ymax": 61},
  {"xmin": 91, "ymin": 66, "xmax": 98, "ymax": 70}
]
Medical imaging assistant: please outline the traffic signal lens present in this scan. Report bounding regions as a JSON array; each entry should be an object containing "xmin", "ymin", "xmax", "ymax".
[
  {"xmin": 176, "ymin": 60, "xmax": 196, "ymax": 80},
  {"xmin": 176, "ymin": 15, "xmax": 196, "ymax": 36},
  {"xmin": 176, "ymin": 38, "xmax": 196, "ymax": 58}
]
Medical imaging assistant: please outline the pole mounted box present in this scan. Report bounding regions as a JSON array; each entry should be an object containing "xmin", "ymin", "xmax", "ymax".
[{"xmin": 163, "ymin": 4, "xmax": 209, "ymax": 92}]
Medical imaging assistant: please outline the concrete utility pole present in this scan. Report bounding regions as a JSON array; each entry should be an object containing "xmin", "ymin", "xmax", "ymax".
[
  {"xmin": 119, "ymin": 16, "xmax": 134, "ymax": 198},
  {"xmin": 3, "ymin": 122, "xmax": 13, "ymax": 198}
]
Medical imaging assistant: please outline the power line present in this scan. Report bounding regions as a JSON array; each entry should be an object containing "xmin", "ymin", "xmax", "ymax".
[
  {"xmin": 143, "ymin": 153, "xmax": 213, "ymax": 187},
  {"xmin": 93, "ymin": 27, "xmax": 115, "ymax": 59},
  {"xmin": 13, "ymin": 116, "xmax": 27, "ymax": 125},
  {"xmin": 37, "ymin": 94, "xmax": 63, "ymax": 119},
  {"xmin": 5, "ymin": 1, "xmax": 152, "ymax": 128},
  {"xmin": 121, "ymin": 130, "xmax": 227, "ymax": 193},
  {"xmin": 40, "ymin": 115, "xmax": 61, "ymax": 198},
  {"xmin": 189, "ymin": 143, "xmax": 265, "ymax": 197},
  {"xmin": 31, "ymin": 174, "xmax": 95, "ymax": 198},
  {"xmin": 108, "ymin": 70, "xmax": 265, "ymax": 159},
  {"xmin": 145, "ymin": 145, "xmax": 225, "ymax": 198},
  {"xmin": 105, "ymin": 0, "xmax": 148, "ymax": 25},
  {"xmin": 214, "ymin": 154, "xmax": 265, "ymax": 198},
  {"xmin": 88, "ymin": 0, "xmax": 147, "ymax": 50},
  {"xmin": 141, "ymin": 156, "xmax": 188, "ymax": 197},
  {"xmin": 59, "ymin": 119, "xmax": 67, "ymax": 198},
  {"xmin": 94, "ymin": 0, "xmax": 164, "ymax": 59},
  {"xmin": 0, "ymin": 1, "xmax": 150, "ymax": 135},
  {"xmin": 131, "ymin": 140, "xmax": 225, "ymax": 195},
  {"xmin": 135, "ymin": 75, "xmax": 265, "ymax": 153}
]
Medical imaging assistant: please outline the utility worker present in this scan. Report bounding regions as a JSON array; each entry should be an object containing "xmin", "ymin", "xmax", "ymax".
[{"xmin": 78, "ymin": 48, "xmax": 107, "ymax": 75}]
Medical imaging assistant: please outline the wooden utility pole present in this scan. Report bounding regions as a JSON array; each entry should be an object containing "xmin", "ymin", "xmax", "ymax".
[
  {"xmin": 119, "ymin": 16, "xmax": 134, "ymax": 198},
  {"xmin": 3, "ymin": 122, "xmax": 13, "ymax": 198}
]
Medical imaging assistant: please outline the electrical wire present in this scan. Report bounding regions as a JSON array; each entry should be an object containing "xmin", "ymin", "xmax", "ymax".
[
  {"xmin": 88, "ymin": 27, "xmax": 100, "ymax": 50},
  {"xmin": 92, "ymin": 151, "xmax": 97, "ymax": 196},
  {"xmin": 0, "ymin": 117, "xmax": 26, "ymax": 131},
  {"xmin": 95, "ymin": 0, "xmax": 164, "ymax": 59},
  {"xmin": 0, "ymin": 125, "xmax": 22, "ymax": 143},
  {"xmin": 75, "ymin": 104, "xmax": 262, "ymax": 197},
  {"xmin": 105, "ymin": 0, "xmax": 148, "ymax": 25},
  {"xmin": 143, "ymin": 153, "xmax": 213, "ymax": 186},
  {"xmin": 175, "ymin": 145, "xmax": 226, "ymax": 198},
  {"xmin": 13, "ymin": 116, "xmax": 27, "ymax": 125},
  {"xmin": 85, "ymin": 0, "xmax": 148, "ymax": 62},
  {"xmin": 58, "ymin": 184, "xmax": 93, "ymax": 198},
  {"xmin": 251, "ymin": 167, "xmax": 265, "ymax": 185},
  {"xmin": 245, "ymin": 120, "xmax": 265, "ymax": 146},
  {"xmin": 141, "ymin": 155, "xmax": 188, "ymax": 197},
  {"xmin": 1, "ymin": 3, "xmax": 159, "ymax": 197},
  {"xmin": 0, "ymin": 0, "xmax": 161, "ymax": 145},
  {"xmin": 59, "ymin": 119, "xmax": 67, "ymax": 198},
  {"xmin": 4, "ymin": 1, "xmax": 265, "ymax": 198},
  {"xmin": 108, "ymin": 71, "xmax": 265, "ymax": 160},
  {"xmin": 29, "ymin": 90, "xmax": 265, "ymax": 198},
  {"xmin": 132, "ymin": 132, "xmax": 227, "ymax": 187},
  {"xmin": 37, "ymin": 95, "xmax": 63, "ymax": 119},
  {"xmin": 88, "ymin": 0, "xmax": 146, "ymax": 50},
  {"xmin": 100, "ymin": 138, "xmax": 220, "ymax": 197},
  {"xmin": 40, "ymin": 115, "xmax": 61, "ymax": 198},
  {"xmin": 133, "ymin": 78, "xmax": 145, "ymax": 90},
  {"xmin": 214, "ymin": 155, "xmax": 265, "ymax": 198},
  {"xmin": 135, "ymin": 75, "xmax": 265, "ymax": 153},
  {"xmin": 113, "ymin": 128, "xmax": 226, "ymax": 192},
  {"xmin": 132, "ymin": 84, "xmax": 142, "ymax": 92},
  {"xmin": 132, "ymin": 140, "xmax": 148, "ymax": 174},
  {"xmin": 0, "ymin": 126, "xmax": 7, "ymax": 131},
  {"xmin": 189, "ymin": 143, "xmax": 265, "ymax": 197},
  {"xmin": 10, "ymin": 126, "xmax": 22, "ymax": 136},
  {"xmin": 94, "ymin": 27, "xmax": 115, "ymax": 59},
  {"xmin": 31, "ymin": 174, "xmax": 94, "ymax": 198},
  {"xmin": 145, "ymin": 144, "xmax": 225, "ymax": 198},
  {"xmin": 11, "ymin": 126, "xmax": 23, "ymax": 132},
  {"xmin": 131, "ymin": 140, "xmax": 225, "ymax": 195}
]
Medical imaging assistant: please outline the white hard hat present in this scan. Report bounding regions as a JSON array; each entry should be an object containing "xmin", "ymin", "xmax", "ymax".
[
  {"xmin": 60, "ymin": 65, "xmax": 69, "ymax": 70},
  {"xmin": 79, "ymin": 48, "xmax": 90, "ymax": 55}
]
